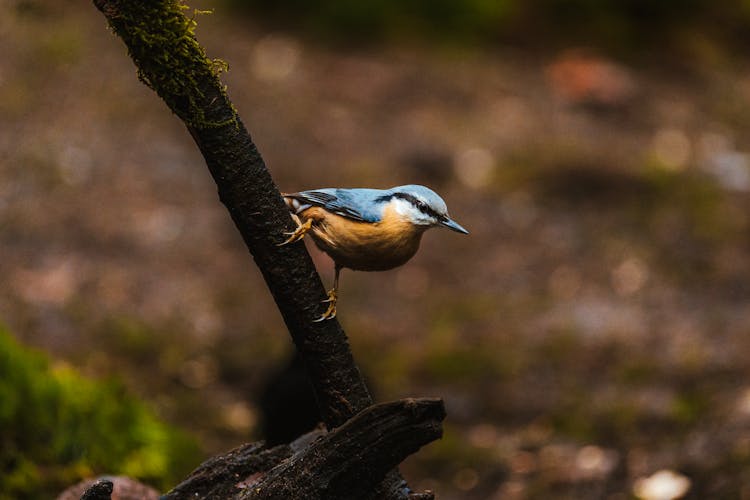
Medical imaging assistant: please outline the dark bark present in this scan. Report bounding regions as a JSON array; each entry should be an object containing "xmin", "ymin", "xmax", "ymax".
[
  {"xmin": 159, "ymin": 399, "xmax": 444, "ymax": 500},
  {"xmin": 243, "ymin": 399, "xmax": 444, "ymax": 500},
  {"xmin": 90, "ymin": 1, "xmax": 444, "ymax": 498},
  {"xmin": 163, "ymin": 443, "xmax": 293, "ymax": 500},
  {"xmin": 67, "ymin": 477, "xmax": 158, "ymax": 500},
  {"xmin": 91, "ymin": 0, "xmax": 369, "ymax": 430},
  {"xmin": 80, "ymin": 480, "xmax": 112, "ymax": 500}
]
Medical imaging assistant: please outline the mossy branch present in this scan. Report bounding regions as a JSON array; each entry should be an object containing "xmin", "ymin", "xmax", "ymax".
[
  {"xmin": 91, "ymin": 1, "xmax": 442, "ymax": 498},
  {"xmin": 93, "ymin": 0, "xmax": 371, "ymax": 431},
  {"xmin": 95, "ymin": 0, "xmax": 234, "ymax": 128}
]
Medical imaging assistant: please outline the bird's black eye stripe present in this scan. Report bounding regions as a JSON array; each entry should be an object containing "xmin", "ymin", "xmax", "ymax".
[{"xmin": 385, "ymin": 193, "xmax": 440, "ymax": 218}]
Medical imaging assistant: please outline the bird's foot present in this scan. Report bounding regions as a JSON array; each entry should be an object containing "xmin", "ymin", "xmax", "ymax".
[
  {"xmin": 313, "ymin": 288, "xmax": 337, "ymax": 322},
  {"xmin": 278, "ymin": 217, "xmax": 312, "ymax": 246}
]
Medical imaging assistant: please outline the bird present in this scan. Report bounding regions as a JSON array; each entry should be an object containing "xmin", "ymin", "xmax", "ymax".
[{"xmin": 278, "ymin": 184, "xmax": 469, "ymax": 321}]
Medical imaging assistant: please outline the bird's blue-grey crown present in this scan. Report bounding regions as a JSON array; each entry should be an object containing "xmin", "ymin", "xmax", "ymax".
[{"xmin": 286, "ymin": 184, "xmax": 468, "ymax": 234}]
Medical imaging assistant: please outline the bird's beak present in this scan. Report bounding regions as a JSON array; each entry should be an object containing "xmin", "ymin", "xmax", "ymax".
[{"xmin": 440, "ymin": 217, "xmax": 469, "ymax": 234}]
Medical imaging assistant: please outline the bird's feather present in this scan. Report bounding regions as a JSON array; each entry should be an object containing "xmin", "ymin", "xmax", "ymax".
[{"xmin": 284, "ymin": 188, "xmax": 388, "ymax": 223}]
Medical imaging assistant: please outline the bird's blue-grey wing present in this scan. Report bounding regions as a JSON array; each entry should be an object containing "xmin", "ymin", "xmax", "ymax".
[{"xmin": 283, "ymin": 188, "xmax": 383, "ymax": 222}]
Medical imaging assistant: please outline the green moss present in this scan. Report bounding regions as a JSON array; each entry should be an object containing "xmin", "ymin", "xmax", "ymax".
[
  {"xmin": 0, "ymin": 325, "xmax": 200, "ymax": 499},
  {"xmin": 102, "ymin": 1, "xmax": 236, "ymax": 129}
]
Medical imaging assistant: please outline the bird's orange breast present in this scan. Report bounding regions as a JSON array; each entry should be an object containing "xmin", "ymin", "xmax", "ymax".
[{"xmin": 297, "ymin": 205, "xmax": 426, "ymax": 271}]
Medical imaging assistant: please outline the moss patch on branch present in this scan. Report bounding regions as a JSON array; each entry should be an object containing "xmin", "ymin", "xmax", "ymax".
[{"xmin": 100, "ymin": 0, "xmax": 236, "ymax": 128}]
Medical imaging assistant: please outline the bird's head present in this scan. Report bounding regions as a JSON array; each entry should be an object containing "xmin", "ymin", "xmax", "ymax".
[{"xmin": 385, "ymin": 185, "xmax": 469, "ymax": 234}]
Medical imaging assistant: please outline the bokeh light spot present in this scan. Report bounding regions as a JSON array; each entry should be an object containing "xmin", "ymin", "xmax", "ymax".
[
  {"xmin": 611, "ymin": 257, "xmax": 648, "ymax": 296},
  {"xmin": 251, "ymin": 34, "xmax": 300, "ymax": 82},
  {"xmin": 633, "ymin": 469, "xmax": 691, "ymax": 500},
  {"xmin": 453, "ymin": 467, "xmax": 479, "ymax": 491},
  {"xmin": 454, "ymin": 147, "xmax": 494, "ymax": 189},
  {"xmin": 652, "ymin": 128, "xmax": 691, "ymax": 170}
]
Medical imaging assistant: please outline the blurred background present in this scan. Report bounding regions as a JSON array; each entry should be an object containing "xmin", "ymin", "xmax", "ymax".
[{"xmin": 3, "ymin": 0, "xmax": 750, "ymax": 498}]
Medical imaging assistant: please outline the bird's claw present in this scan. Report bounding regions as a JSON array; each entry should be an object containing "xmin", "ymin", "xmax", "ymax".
[
  {"xmin": 278, "ymin": 217, "xmax": 312, "ymax": 246},
  {"xmin": 313, "ymin": 288, "xmax": 337, "ymax": 321}
]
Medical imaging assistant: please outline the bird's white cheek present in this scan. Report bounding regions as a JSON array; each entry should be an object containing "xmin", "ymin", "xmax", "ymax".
[
  {"xmin": 391, "ymin": 198, "xmax": 435, "ymax": 225},
  {"xmin": 392, "ymin": 199, "xmax": 418, "ymax": 219}
]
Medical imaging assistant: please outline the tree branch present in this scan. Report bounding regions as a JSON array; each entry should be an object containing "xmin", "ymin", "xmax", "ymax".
[
  {"xmin": 243, "ymin": 398, "xmax": 445, "ymax": 500},
  {"xmin": 156, "ymin": 399, "xmax": 444, "ymax": 500},
  {"xmin": 80, "ymin": 480, "xmax": 112, "ymax": 500},
  {"xmin": 91, "ymin": 0, "xmax": 369, "ymax": 430},
  {"xmin": 90, "ymin": 2, "xmax": 443, "ymax": 498},
  {"xmin": 163, "ymin": 443, "xmax": 292, "ymax": 499}
]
